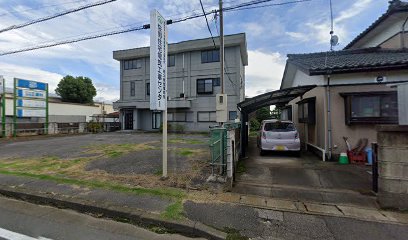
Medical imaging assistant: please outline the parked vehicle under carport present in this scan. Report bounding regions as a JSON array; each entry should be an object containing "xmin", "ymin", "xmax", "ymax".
[{"xmin": 257, "ymin": 119, "xmax": 301, "ymax": 157}]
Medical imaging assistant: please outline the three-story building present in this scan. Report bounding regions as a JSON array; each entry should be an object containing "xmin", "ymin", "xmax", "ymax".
[{"xmin": 113, "ymin": 33, "xmax": 247, "ymax": 131}]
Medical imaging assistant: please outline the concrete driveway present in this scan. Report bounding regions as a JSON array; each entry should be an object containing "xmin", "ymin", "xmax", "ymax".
[{"xmin": 233, "ymin": 137, "xmax": 377, "ymax": 208}]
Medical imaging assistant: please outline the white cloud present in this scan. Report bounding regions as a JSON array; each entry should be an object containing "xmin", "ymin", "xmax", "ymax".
[
  {"xmin": 335, "ymin": 0, "xmax": 373, "ymax": 23},
  {"xmin": 245, "ymin": 50, "xmax": 286, "ymax": 98},
  {"xmin": 0, "ymin": 62, "xmax": 118, "ymax": 102},
  {"xmin": 287, "ymin": 0, "xmax": 373, "ymax": 47}
]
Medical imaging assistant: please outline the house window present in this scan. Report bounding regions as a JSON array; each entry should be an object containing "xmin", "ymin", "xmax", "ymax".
[
  {"xmin": 229, "ymin": 111, "xmax": 237, "ymax": 121},
  {"xmin": 152, "ymin": 111, "xmax": 161, "ymax": 129},
  {"xmin": 198, "ymin": 111, "xmax": 216, "ymax": 122},
  {"xmin": 146, "ymin": 83, "xmax": 150, "ymax": 96},
  {"xmin": 341, "ymin": 91, "xmax": 398, "ymax": 125},
  {"xmin": 213, "ymin": 78, "xmax": 220, "ymax": 86},
  {"xmin": 201, "ymin": 49, "xmax": 220, "ymax": 63},
  {"xmin": 197, "ymin": 79, "xmax": 214, "ymax": 94},
  {"xmin": 168, "ymin": 112, "xmax": 188, "ymax": 122},
  {"xmin": 297, "ymin": 97, "xmax": 315, "ymax": 124},
  {"xmin": 168, "ymin": 55, "xmax": 175, "ymax": 67},
  {"xmin": 130, "ymin": 81, "xmax": 135, "ymax": 96},
  {"xmin": 280, "ymin": 106, "xmax": 293, "ymax": 121},
  {"xmin": 124, "ymin": 59, "xmax": 142, "ymax": 70}
]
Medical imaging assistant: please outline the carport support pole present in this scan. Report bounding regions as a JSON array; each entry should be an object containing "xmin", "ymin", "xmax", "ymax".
[
  {"xmin": 162, "ymin": 108, "xmax": 168, "ymax": 178},
  {"xmin": 1, "ymin": 77, "xmax": 5, "ymax": 138}
]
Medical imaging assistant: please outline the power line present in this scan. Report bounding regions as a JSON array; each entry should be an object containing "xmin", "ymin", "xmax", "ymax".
[
  {"xmin": 0, "ymin": 0, "xmax": 88, "ymax": 17},
  {"xmin": 199, "ymin": 0, "xmax": 217, "ymax": 49},
  {"xmin": 0, "ymin": 0, "xmax": 117, "ymax": 34},
  {"xmin": 0, "ymin": 0, "xmax": 312, "ymax": 56},
  {"xmin": 224, "ymin": 0, "xmax": 312, "ymax": 12}
]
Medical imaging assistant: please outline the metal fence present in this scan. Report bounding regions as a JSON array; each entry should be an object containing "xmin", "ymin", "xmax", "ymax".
[
  {"xmin": 209, "ymin": 127, "xmax": 228, "ymax": 175},
  {"xmin": 0, "ymin": 122, "xmax": 121, "ymax": 137}
]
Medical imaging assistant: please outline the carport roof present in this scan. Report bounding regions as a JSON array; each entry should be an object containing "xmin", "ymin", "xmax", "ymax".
[{"xmin": 237, "ymin": 85, "xmax": 316, "ymax": 114}]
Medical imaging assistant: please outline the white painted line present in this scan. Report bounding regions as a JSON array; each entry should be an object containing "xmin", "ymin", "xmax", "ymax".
[{"xmin": 0, "ymin": 227, "xmax": 53, "ymax": 240}]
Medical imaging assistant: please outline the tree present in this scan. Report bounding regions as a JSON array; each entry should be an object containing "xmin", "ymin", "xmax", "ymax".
[
  {"xmin": 256, "ymin": 107, "xmax": 272, "ymax": 122},
  {"xmin": 55, "ymin": 75, "xmax": 97, "ymax": 104}
]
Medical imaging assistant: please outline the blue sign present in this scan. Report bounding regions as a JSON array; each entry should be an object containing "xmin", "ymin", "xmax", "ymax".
[
  {"xmin": 17, "ymin": 89, "xmax": 46, "ymax": 99},
  {"xmin": 16, "ymin": 79, "xmax": 47, "ymax": 91}
]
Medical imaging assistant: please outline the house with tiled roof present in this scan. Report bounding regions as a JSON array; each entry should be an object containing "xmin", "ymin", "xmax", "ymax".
[{"xmin": 279, "ymin": 0, "xmax": 408, "ymax": 160}]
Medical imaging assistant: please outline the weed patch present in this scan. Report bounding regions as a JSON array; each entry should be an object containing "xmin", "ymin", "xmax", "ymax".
[{"xmin": 161, "ymin": 200, "xmax": 184, "ymax": 220}]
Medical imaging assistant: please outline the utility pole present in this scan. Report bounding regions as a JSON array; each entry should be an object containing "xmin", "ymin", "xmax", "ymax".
[{"xmin": 219, "ymin": 0, "xmax": 224, "ymax": 94}]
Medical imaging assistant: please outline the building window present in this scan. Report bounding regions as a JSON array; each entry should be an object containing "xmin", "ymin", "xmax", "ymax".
[
  {"xmin": 146, "ymin": 83, "xmax": 150, "ymax": 96},
  {"xmin": 280, "ymin": 106, "xmax": 292, "ymax": 121},
  {"xmin": 124, "ymin": 59, "xmax": 142, "ymax": 70},
  {"xmin": 201, "ymin": 49, "xmax": 220, "ymax": 63},
  {"xmin": 229, "ymin": 111, "xmax": 237, "ymax": 121},
  {"xmin": 297, "ymin": 97, "xmax": 315, "ymax": 124},
  {"xmin": 213, "ymin": 78, "xmax": 220, "ymax": 86},
  {"xmin": 152, "ymin": 111, "xmax": 161, "ymax": 129},
  {"xmin": 130, "ymin": 81, "xmax": 135, "ymax": 96},
  {"xmin": 340, "ymin": 91, "xmax": 398, "ymax": 125},
  {"xmin": 168, "ymin": 55, "xmax": 175, "ymax": 67},
  {"xmin": 197, "ymin": 79, "xmax": 214, "ymax": 94},
  {"xmin": 198, "ymin": 111, "xmax": 216, "ymax": 122},
  {"xmin": 168, "ymin": 112, "xmax": 189, "ymax": 122}
]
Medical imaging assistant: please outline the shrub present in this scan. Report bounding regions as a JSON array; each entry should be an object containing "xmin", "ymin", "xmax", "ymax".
[
  {"xmin": 249, "ymin": 118, "xmax": 260, "ymax": 131},
  {"xmin": 87, "ymin": 121, "xmax": 103, "ymax": 133}
]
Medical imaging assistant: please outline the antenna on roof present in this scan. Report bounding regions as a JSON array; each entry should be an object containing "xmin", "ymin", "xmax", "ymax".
[{"xmin": 329, "ymin": 0, "xmax": 339, "ymax": 51}]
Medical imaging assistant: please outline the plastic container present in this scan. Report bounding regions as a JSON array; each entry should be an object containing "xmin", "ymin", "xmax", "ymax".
[
  {"xmin": 339, "ymin": 152, "xmax": 349, "ymax": 165},
  {"xmin": 365, "ymin": 148, "xmax": 373, "ymax": 165}
]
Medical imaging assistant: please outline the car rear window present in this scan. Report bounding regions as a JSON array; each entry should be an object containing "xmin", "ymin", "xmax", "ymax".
[{"xmin": 264, "ymin": 122, "xmax": 295, "ymax": 132}]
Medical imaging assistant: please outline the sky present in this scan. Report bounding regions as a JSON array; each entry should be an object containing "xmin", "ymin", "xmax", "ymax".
[{"xmin": 0, "ymin": 0, "xmax": 390, "ymax": 102}]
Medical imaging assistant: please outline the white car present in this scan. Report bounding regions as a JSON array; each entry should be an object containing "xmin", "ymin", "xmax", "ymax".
[{"xmin": 257, "ymin": 119, "xmax": 301, "ymax": 156}]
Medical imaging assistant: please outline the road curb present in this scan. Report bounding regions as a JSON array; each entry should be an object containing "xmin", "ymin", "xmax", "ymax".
[{"xmin": 0, "ymin": 186, "xmax": 227, "ymax": 240}]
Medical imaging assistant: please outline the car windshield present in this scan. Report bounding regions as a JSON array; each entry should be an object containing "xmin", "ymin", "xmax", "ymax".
[{"xmin": 264, "ymin": 122, "xmax": 295, "ymax": 132}]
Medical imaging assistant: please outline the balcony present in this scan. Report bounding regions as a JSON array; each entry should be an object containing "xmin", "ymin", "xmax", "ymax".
[{"xmin": 113, "ymin": 98, "xmax": 192, "ymax": 110}]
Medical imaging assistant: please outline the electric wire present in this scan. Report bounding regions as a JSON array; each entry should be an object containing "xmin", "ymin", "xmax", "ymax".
[
  {"xmin": 0, "ymin": 0, "xmax": 117, "ymax": 34},
  {"xmin": 0, "ymin": 0, "xmax": 313, "ymax": 56},
  {"xmin": 0, "ymin": 0, "xmax": 88, "ymax": 17},
  {"xmin": 199, "ymin": 0, "xmax": 217, "ymax": 49}
]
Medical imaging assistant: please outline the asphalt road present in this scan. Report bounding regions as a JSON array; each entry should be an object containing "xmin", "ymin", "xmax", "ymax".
[{"xmin": 0, "ymin": 196, "xmax": 202, "ymax": 240}]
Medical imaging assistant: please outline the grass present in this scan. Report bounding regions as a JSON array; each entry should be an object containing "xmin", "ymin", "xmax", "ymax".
[
  {"xmin": 0, "ymin": 140, "xmax": 212, "ymax": 221},
  {"xmin": 224, "ymin": 228, "xmax": 249, "ymax": 240},
  {"xmin": 168, "ymin": 138, "xmax": 206, "ymax": 145},
  {"xmin": 236, "ymin": 160, "xmax": 246, "ymax": 174},
  {"xmin": 85, "ymin": 142, "xmax": 157, "ymax": 158},
  {"xmin": 161, "ymin": 200, "xmax": 184, "ymax": 220},
  {"xmin": 0, "ymin": 169, "xmax": 185, "ymax": 199}
]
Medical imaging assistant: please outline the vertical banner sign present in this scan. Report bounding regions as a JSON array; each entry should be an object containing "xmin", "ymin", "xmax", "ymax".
[
  {"xmin": 0, "ymin": 76, "xmax": 5, "ymax": 137},
  {"xmin": 150, "ymin": 10, "xmax": 168, "ymax": 110},
  {"xmin": 13, "ymin": 78, "xmax": 49, "ymax": 137},
  {"xmin": 150, "ymin": 9, "xmax": 168, "ymax": 178}
]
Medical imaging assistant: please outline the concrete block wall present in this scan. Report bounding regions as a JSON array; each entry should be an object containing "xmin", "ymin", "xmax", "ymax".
[{"xmin": 377, "ymin": 125, "xmax": 408, "ymax": 210}]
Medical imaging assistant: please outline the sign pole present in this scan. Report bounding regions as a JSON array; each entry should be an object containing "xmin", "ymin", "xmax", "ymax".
[
  {"xmin": 45, "ymin": 83, "xmax": 49, "ymax": 134},
  {"xmin": 150, "ymin": 9, "xmax": 168, "ymax": 179},
  {"xmin": 163, "ymin": 109, "xmax": 168, "ymax": 178},
  {"xmin": 13, "ymin": 78, "xmax": 16, "ymax": 137},
  {"xmin": 1, "ymin": 77, "xmax": 5, "ymax": 138}
]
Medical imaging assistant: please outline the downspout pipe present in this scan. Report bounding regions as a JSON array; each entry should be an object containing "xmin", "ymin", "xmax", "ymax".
[
  {"xmin": 326, "ymin": 73, "xmax": 332, "ymax": 161},
  {"xmin": 402, "ymin": 16, "xmax": 408, "ymax": 49}
]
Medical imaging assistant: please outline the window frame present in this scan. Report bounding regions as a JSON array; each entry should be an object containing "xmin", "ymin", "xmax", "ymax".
[
  {"xmin": 197, "ymin": 79, "xmax": 214, "ymax": 94},
  {"xmin": 340, "ymin": 91, "xmax": 398, "ymax": 125},
  {"xmin": 168, "ymin": 54, "xmax": 175, "ymax": 67},
  {"xmin": 123, "ymin": 59, "xmax": 142, "ymax": 70},
  {"xmin": 201, "ymin": 49, "xmax": 220, "ymax": 63},
  {"xmin": 152, "ymin": 111, "xmax": 162, "ymax": 129},
  {"xmin": 130, "ymin": 81, "xmax": 135, "ymax": 96},
  {"xmin": 297, "ymin": 97, "xmax": 315, "ymax": 124},
  {"xmin": 197, "ymin": 111, "xmax": 216, "ymax": 122},
  {"xmin": 229, "ymin": 111, "xmax": 237, "ymax": 121}
]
